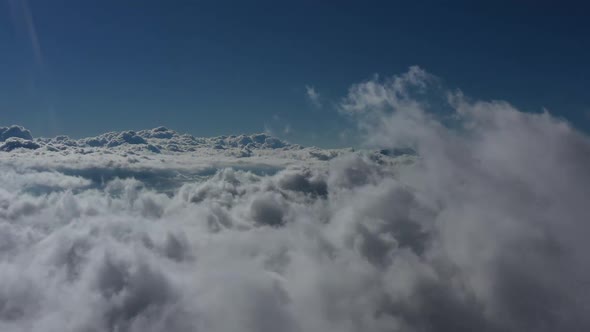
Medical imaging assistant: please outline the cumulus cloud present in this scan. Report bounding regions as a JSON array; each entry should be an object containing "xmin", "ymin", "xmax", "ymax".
[
  {"xmin": 0, "ymin": 126, "xmax": 33, "ymax": 141},
  {"xmin": 339, "ymin": 66, "xmax": 590, "ymax": 331},
  {"xmin": 0, "ymin": 67, "xmax": 589, "ymax": 331}
]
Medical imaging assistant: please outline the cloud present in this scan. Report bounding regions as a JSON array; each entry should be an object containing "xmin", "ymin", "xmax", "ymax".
[
  {"xmin": 306, "ymin": 85, "xmax": 322, "ymax": 108},
  {"xmin": 0, "ymin": 126, "xmax": 33, "ymax": 142},
  {"xmin": 339, "ymin": 66, "xmax": 590, "ymax": 331},
  {"xmin": 0, "ymin": 67, "xmax": 589, "ymax": 331}
]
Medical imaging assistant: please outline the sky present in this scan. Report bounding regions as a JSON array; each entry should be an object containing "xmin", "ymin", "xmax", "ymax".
[{"xmin": 1, "ymin": 0, "xmax": 589, "ymax": 147}]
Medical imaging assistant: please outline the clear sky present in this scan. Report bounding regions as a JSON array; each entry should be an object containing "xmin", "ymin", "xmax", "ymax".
[{"xmin": 1, "ymin": 0, "xmax": 589, "ymax": 147}]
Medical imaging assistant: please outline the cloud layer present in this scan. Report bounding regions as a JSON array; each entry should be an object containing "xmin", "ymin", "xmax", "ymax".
[{"xmin": 1, "ymin": 67, "xmax": 589, "ymax": 331}]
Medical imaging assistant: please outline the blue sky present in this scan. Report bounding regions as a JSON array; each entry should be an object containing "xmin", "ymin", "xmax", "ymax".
[{"xmin": 1, "ymin": 0, "xmax": 589, "ymax": 147}]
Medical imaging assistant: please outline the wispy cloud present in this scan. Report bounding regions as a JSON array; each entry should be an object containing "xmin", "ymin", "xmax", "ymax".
[
  {"xmin": 305, "ymin": 85, "xmax": 322, "ymax": 108},
  {"xmin": 283, "ymin": 124, "xmax": 292, "ymax": 135}
]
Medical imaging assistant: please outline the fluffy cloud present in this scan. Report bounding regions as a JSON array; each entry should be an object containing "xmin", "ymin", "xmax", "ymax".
[
  {"xmin": 340, "ymin": 67, "xmax": 590, "ymax": 331},
  {"xmin": 0, "ymin": 67, "xmax": 589, "ymax": 331},
  {"xmin": 0, "ymin": 126, "xmax": 33, "ymax": 142}
]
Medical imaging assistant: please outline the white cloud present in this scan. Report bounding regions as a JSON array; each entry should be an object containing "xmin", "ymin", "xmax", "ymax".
[
  {"xmin": 305, "ymin": 85, "xmax": 322, "ymax": 108},
  {"xmin": 0, "ymin": 125, "xmax": 33, "ymax": 141},
  {"xmin": 0, "ymin": 67, "xmax": 589, "ymax": 331}
]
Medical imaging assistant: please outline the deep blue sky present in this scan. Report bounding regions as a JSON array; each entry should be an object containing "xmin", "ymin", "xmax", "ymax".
[{"xmin": 1, "ymin": 0, "xmax": 589, "ymax": 147}]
